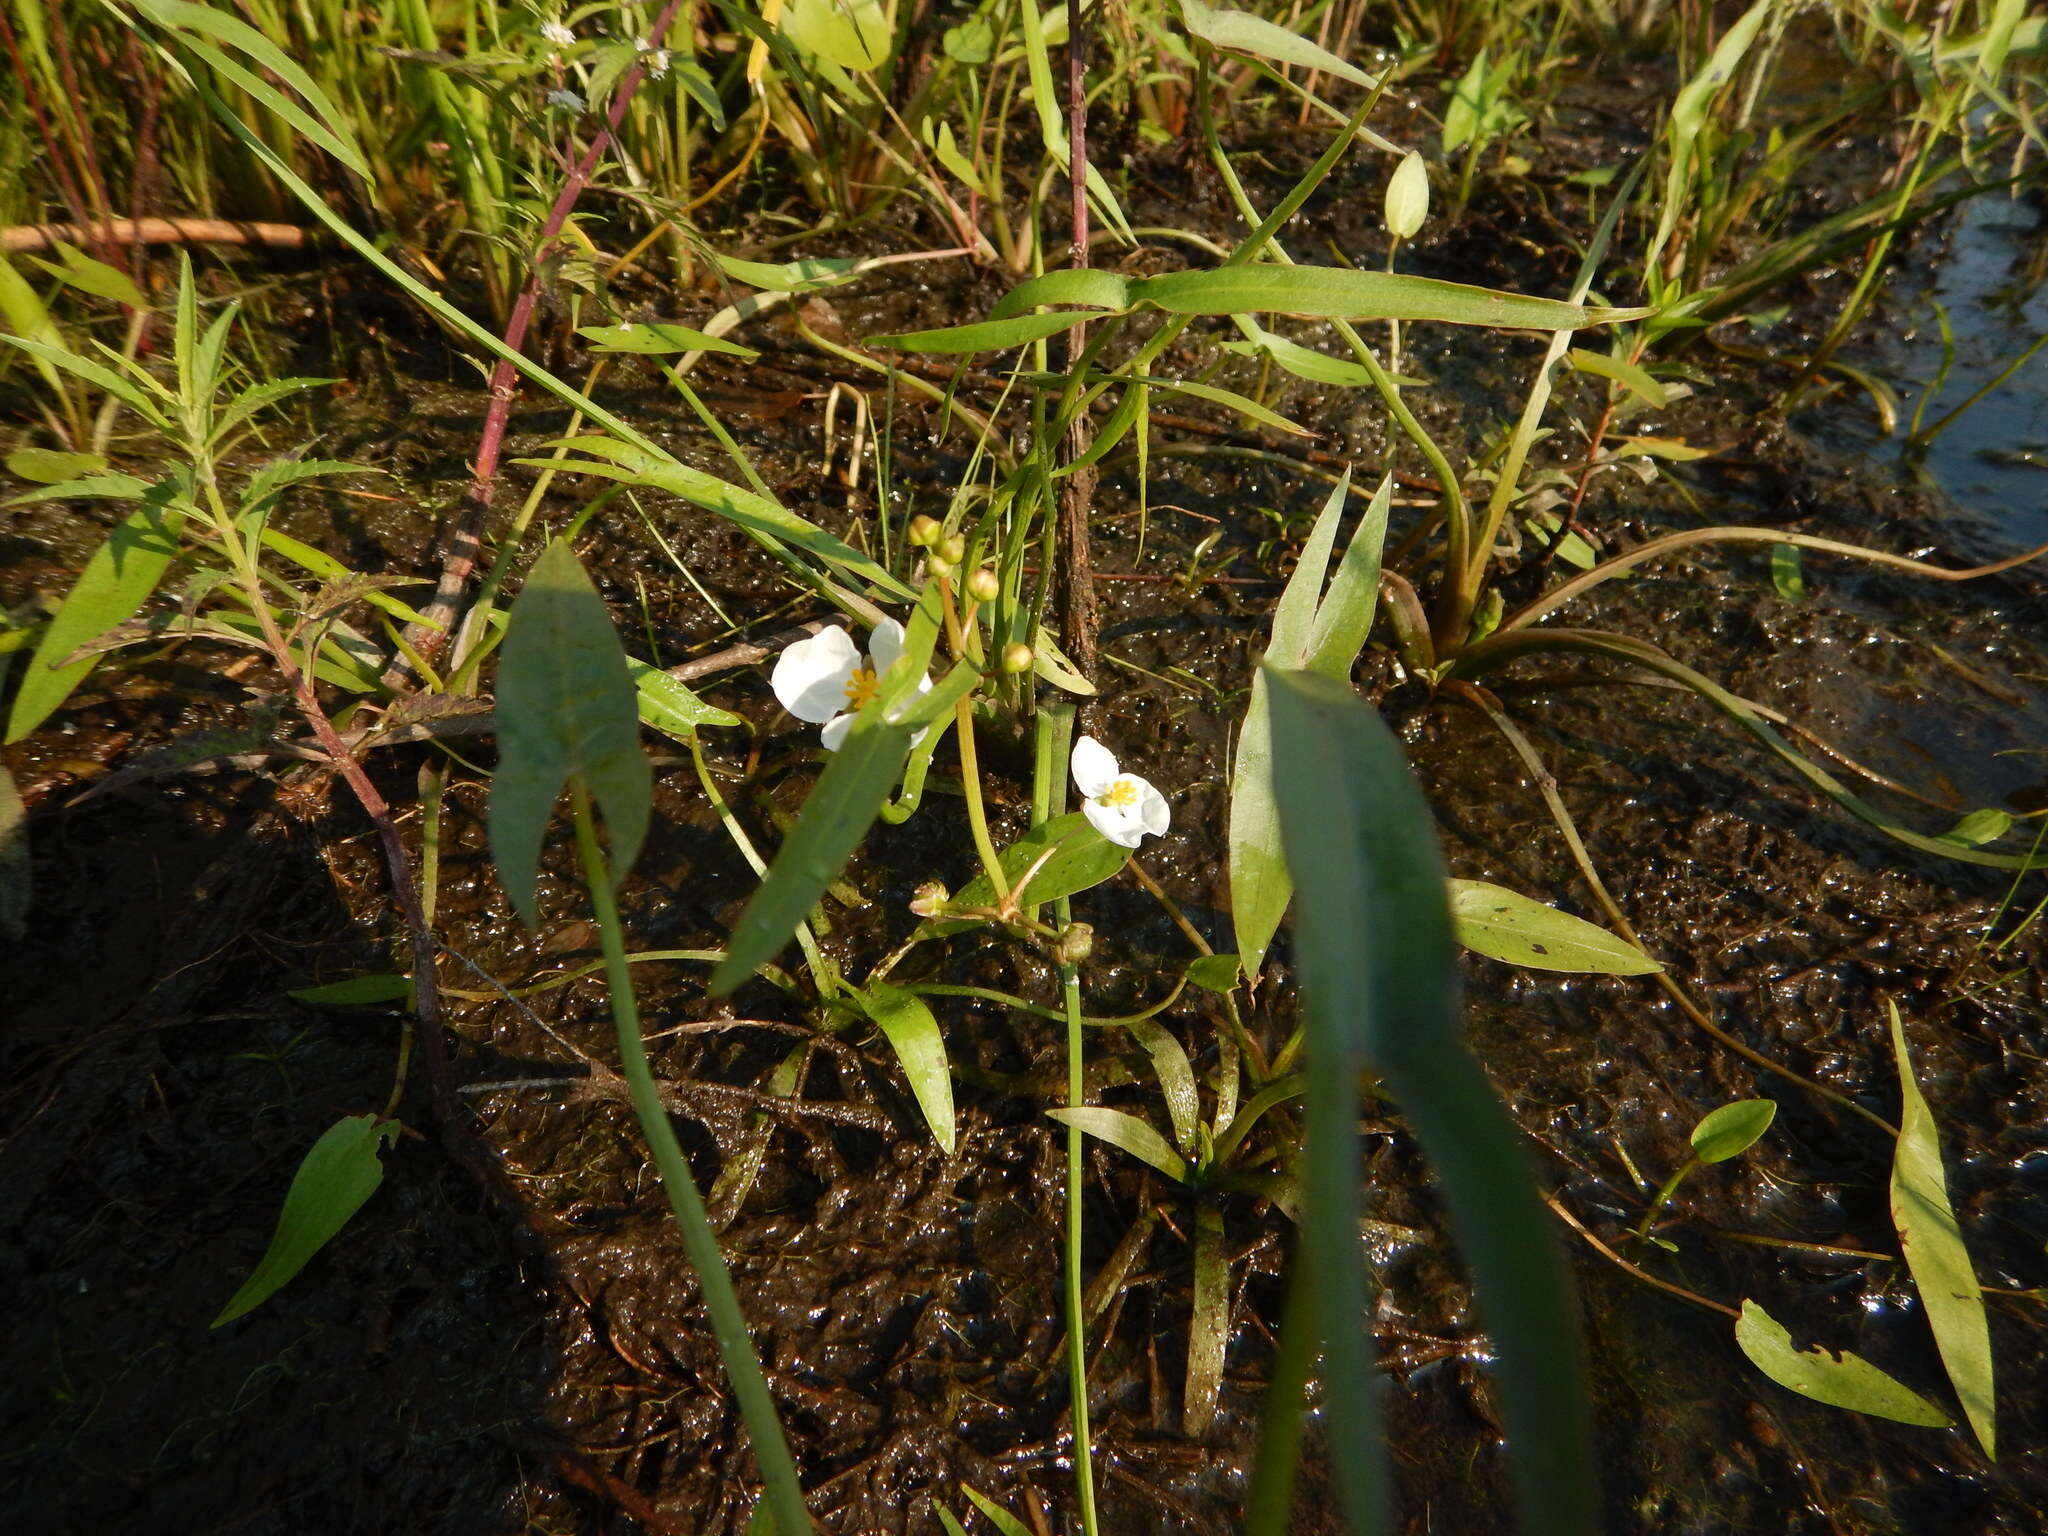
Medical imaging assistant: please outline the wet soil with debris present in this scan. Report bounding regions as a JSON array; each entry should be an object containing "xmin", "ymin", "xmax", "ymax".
[{"xmin": 4, "ymin": 88, "xmax": 2048, "ymax": 1536}]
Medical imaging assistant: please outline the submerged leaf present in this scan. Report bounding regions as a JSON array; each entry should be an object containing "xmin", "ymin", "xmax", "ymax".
[
  {"xmin": 1889, "ymin": 1002, "xmax": 1996, "ymax": 1457},
  {"xmin": 212, "ymin": 1114, "xmax": 399, "ymax": 1326},
  {"xmin": 1734, "ymin": 1299, "xmax": 1954, "ymax": 1427}
]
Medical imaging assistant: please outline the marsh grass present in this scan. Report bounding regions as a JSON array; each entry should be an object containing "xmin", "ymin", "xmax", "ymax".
[{"xmin": 1, "ymin": 0, "xmax": 2044, "ymax": 1530}]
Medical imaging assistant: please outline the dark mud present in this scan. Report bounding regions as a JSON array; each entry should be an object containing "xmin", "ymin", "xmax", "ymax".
[{"xmin": 6, "ymin": 70, "xmax": 2048, "ymax": 1536}]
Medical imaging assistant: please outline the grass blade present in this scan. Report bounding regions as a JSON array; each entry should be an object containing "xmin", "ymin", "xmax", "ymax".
[{"xmin": 1130, "ymin": 266, "xmax": 1651, "ymax": 329}]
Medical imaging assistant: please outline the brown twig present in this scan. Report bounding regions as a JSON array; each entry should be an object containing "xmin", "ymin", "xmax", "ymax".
[{"xmin": 0, "ymin": 218, "xmax": 311, "ymax": 253}]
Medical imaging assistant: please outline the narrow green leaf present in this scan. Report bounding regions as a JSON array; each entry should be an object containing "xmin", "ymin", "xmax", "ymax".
[
  {"xmin": 716, "ymin": 253, "xmax": 865, "ymax": 292},
  {"xmin": 960, "ymin": 1487, "xmax": 1032, "ymax": 1536},
  {"xmin": 7, "ymin": 448, "xmax": 106, "ymax": 484},
  {"xmin": 1178, "ymin": 0, "xmax": 1377, "ymax": 88},
  {"xmin": 32, "ymin": 240, "xmax": 148, "ymax": 310},
  {"xmin": 1448, "ymin": 879, "xmax": 1663, "ymax": 975},
  {"xmin": 577, "ymin": 322, "xmax": 757, "ymax": 358},
  {"xmin": 937, "ymin": 1508, "xmax": 971, "ymax": 1536},
  {"xmin": 628, "ymin": 657, "xmax": 742, "ymax": 738},
  {"xmin": 1046, "ymin": 1106, "xmax": 1189, "ymax": 1183},
  {"xmin": 1734, "ymin": 1299, "xmax": 1955, "ymax": 1427},
  {"xmin": 6, "ymin": 473, "xmax": 154, "ymax": 506},
  {"xmin": 866, "ymin": 311, "xmax": 1082, "ymax": 354},
  {"xmin": 212, "ymin": 1114, "xmax": 399, "ymax": 1326},
  {"xmin": 1304, "ymin": 474, "xmax": 1392, "ymax": 679},
  {"xmin": 1130, "ymin": 265, "xmax": 1648, "ymax": 329},
  {"xmin": 6, "ymin": 494, "xmax": 185, "ymax": 743},
  {"xmin": 1889, "ymin": 1002, "xmax": 1996, "ymax": 1457},
  {"xmin": 0, "ymin": 335, "xmax": 171, "ymax": 427},
  {"xmin": 1567, "ymin": 347, "xmax": 1668, "ymax": 407},
  {"xmin": 856, "ymin": 981, "xmax": 956, "ymax": 1153},
  {"xmin": 490, "ymin": 540, "xmax": 651, "ymax": 925},
  {"xmin": 1690, "ymin": 1099, "xmax": 1776, "ymax": 1163},
  {"xmin": 986, "ymin": 268, "xmax": 1135, "ymax": 319},
  {"xmin": 289, "ymin": 974, "xmax": 413, "ymax": 1006},
  {"xmin": 1223, "ymin": 323, "xmax": 1376, "ymax": 387},
  {"xmin": 1771, "ymin": 542, "xmax": 1808, "ymax": 602},
  {"xmin": 1186, "ymin": 1200, "xmax": 1229, "ymax": 1434},
  {"xmin": 1266, "ymin": 667, "xmax": 1591, "ymax": 1536},
  {"xmin": 780, "ymin": 0, "xmax": 892, "ymax": 71},
  {"xmin": 710, "ymin": 717, "xmax": 911, "ymax": 993},
  {"xmin": 1123, "ymin": 1017, "xmax": 1200, "ymax": 1155},
  {"xmin": 1938, "ymin": 808, "xmax": 2013, "ymax": 848}
]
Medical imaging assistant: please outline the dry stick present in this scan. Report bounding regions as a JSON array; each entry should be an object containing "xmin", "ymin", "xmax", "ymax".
[
  {"xmin": 0, "ymin": 218, "xmax": 311, "ymax": 253},
  {"xmin": 1447, "ymin": 682, "xmax": 1898, "ymax": 1138},
  {"xmin": 385, "ymin": 0, "xmax": 688, "ymax": 687}
]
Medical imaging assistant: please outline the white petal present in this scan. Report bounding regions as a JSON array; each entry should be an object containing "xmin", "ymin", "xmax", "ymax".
[
  {"xmin": 1133, "ymin": 777, "xmax": 1171, "ymax": 839},
  {"xmin": 819, "ymin": 712, "xmax": 854, "ymax": 752},
  {"xmin": 1070, "ymin": 735, "xmax": 1120, "ymax": 799},
  {"xmin": 1082, "ymin": 792, "xmax": 1147, "ymax": 849},
  {"xmin": 866, "ymin": 617, "xmax": 908, "ymax": 677},
  {"xmin": 772, "ymin": 626, "xmax": 860, "ymax": 724}
]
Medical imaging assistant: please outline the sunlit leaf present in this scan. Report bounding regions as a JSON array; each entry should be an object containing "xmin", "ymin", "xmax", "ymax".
[
  {"xmin": 716, "ymin": 253, "xmax": 865, "ymax": 292},
  {"xmin": 1734, "ymin": 1299, "xmax": 1954, "ymax": 1427},
  {"xmin": 627, "ymin": 656, "xmax": 742, "ymax": 738},
  {"xmin": 960, "ymin": 1487, "xmax": 1032, "ymax": 1536},
  {"xmin": 490, "ymin": 539, "xmax": 651, "ymax": 924},
  {"xmin": 1186, "ymin": 1200, "xmax": 1229, "ymax": 1434},
  {"xmin": 1567, "ymin": 347, "xmax": 1667, "ymax": 408},
  {"xmin": 1449, "ymin": 880, "xmax": 1663, "ymax": 975},
  {"xmin": 779, "ymin": 0, "xmax": 892, "ymax": 71},
  {"xmin": 577, "ymin": 322, "xmax": 757, "ymax": 358},
  {"xmin": 856, "ymin": 981, "xmax": 955, "ymax": 1154},
  {"xmin": 1889, "ymin": 1001, "xmax": 1996, "ymax": 1457},
  {"xmin": 5, "ymin": 491, "xmax": 185, "ymax": 743},
  {"xmin": 30, "ymin": 241, "xmax": 148, "ymax": 310},
  {"xmin": 1266, "ymin": 667, "xmax": 1591, "ymax": 1536},
  {"xmin": 710, "ymin": 715, "xmax": 911, "ymax": 994},
  {"xmin": 1131, "ymin": 265, "xmax": 1648, "ymax": 329},
  {"xmin": 6, "ymin": 448, "xmax": 106, "ymax": 484},
  {"xmin": 1177, "ymin": 0, "xmax": 1377, "ymax": 89},
  {"xmin": 1938, "ymin": 808, "xmax": 2013, "ymax": 848},
  {"xmin": 1186, "ymin": 953, "xmax": 1242, "ymax": 992},
  {"xmin": 930, "ymin": 812, "xmax": 1129, "ymax": 928},
  {"xmin": 1690, "ymin": 1098, "xmax": 1776, "ymax": 1163},
  {"xmin": 866, "ymin": 311, "xmax": 1082, "ymax": 354},
  {"xmin": 212, "ymin": 1114, "xmax": 399, "ymax": 1326},
  {"xmin": 1046, "ymin": 1106, "xmax": 1189, "ymax": 1183}
]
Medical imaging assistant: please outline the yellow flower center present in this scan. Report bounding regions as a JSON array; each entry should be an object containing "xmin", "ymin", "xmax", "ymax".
[
  {"xmin": 842, "ymin": 665, "xmax": 880, "ymax": 709},
  {"xmin": 1098, "ymin": 778, "xmax": 1139, "ymax": 810}
]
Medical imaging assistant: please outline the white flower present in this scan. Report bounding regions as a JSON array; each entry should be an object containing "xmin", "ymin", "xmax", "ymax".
[
  {"xmin": 771, "ymin": 619, "xmax": 928, "ymax": 751},
  {"xmin": 540, "ymin": 20, "xmax": 575, "ymax": 47},
  {"xmin": 646, "ymin": 48, "xmax": 669, "ymax": 78},
  {"xmin": 633, "ymin": 35, "xmax": 653, "ymax": 51},
  {"xmin": 1071, "ymin": 735, "xmax": 1169, "ymax": 849}
]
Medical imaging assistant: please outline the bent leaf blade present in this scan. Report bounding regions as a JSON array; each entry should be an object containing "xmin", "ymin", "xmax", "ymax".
[{"xmin": 1734, "ymin": 1299, "xmax": 1954, "ymax": 1428}]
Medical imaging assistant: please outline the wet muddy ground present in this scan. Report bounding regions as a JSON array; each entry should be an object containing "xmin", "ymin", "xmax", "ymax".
[{"xmin": 5, "ymin": 94, "xmax": 2048, "ymax": 1536}]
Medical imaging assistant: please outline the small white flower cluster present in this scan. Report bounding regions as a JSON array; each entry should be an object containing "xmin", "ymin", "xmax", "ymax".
[
  {"xmin": 540, "ymin": 19, "xmax": 575, "ymax": 48},
  {"xmin": 633, "ymin": 37, "xmax": 670, "ymax": 77}
]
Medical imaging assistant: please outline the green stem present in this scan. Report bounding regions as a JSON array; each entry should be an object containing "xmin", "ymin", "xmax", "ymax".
[
  {"xmin": 954, "ymin": 696, "xmax": 1010, "ymax": 904},
  {"xmin": 1630, "ymin": 1157, "xmax": 1696, "ymax": 1245},
  {"xmin": 568, "ymin": 780, "xmax": 810, "ymax": 1536},
  {"xmin": 1056, "ymin": 888, "xmax": 1098, "ymax": 1532}
]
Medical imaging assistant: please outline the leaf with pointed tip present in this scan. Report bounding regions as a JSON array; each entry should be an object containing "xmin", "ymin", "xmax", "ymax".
[
  {"xmin": 490, "ymin": 540, "xmax": 650, "ymax": 925},
  {"xmin": 1449, "ymin": 879, "xmax": 1663, "ymax": 975},
  {"xmin": 1690, "ymin": 1099, "xmax": 1776, "ymax": 1163},
  {"xmin": 1047, "ymin": 1107, "xmax": 1189, "ymax": 1183},
  {"xmin": 1735, "ymin": 1299, "xmax": 1954, "ymax": 1427},
  {"xmin": 855, "ymin": 981, "xmax": 955, "ymax": 1153}
]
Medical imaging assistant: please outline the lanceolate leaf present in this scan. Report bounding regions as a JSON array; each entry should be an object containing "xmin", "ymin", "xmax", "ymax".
[
  {"xmin": 212, "ymin": 1114, "xmax": 399, "ymax": 1326},
  {"xmin": 1046, "ymin": 1107, "xmax": 1189, "ymax": 1183},
  {"xmin": 627, "ymin": 657, "xmax": 742, "ymax": 738},
  {"xmin": 6, "ymin": 491, "xmax": 185, "ymax": 743},
  {"xmin": 490, "ymin": 540, "xmax": 651, "ymax": 924},
  {"xmin": 1131, "ymin": 266, "xmax": 1649, "ymax": 329},
  {"xmin": 866, "ymin": 311, "xmax": 1082, "ymax": 354},
  {"xmin": 1889, "ymin": 1002, "xmax": 1996, "ymax": 1457},
  {"xmin": 1690, "ymin": 1099, "xmax": 1776, "ymax": 1164},
  {"xmin": 857, "ymin": 981, "xmax": 956, "ymax": 1154},
  {"xmin": 1734, "ymin": 1299, "xmax": 1954, "ymax": 1428},
  {"xmin": 1449, "ymin": 879, "xmax": 1663, "ymax": 975},
  {"xmin": 928, "ymin": 812, "xmax": 1128, "ymax": 928},
  {"xmin": 1178, "ymin": 0, "xmax": 1377, "ymax": 88},
  {"xmin": 710, "ymin": 715, "xmax": 912, "ymax": 994},
  {"xmin": 1265, "ymin": 667, "xmax": 1591, "ymax": 1536}
]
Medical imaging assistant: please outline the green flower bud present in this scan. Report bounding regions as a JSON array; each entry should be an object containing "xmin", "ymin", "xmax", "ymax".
[
  {"xmin": 1054, "ymin": 922, "xmax": 1094, "ymax": 964},
  {"xmin": 966, "ymin": 567, "xmax": 1001, "ymax": 603},
  {"xmin": 908, "ymin": 514, "xmax": 942, "ymax": 547},
  {"xmin": 1384, "ymin": 151, "xmax": 1430, "ymax": 241},
  {"xmin": 1000, "ymin": 642, "xmax": 1034, "ymax": 675}
]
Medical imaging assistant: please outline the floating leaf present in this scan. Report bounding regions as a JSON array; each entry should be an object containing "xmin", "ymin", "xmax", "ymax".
[
  {"xmin": 212, "ymin": 1114, "xmax": 399, "ymax": 1325},
  {"xmin": 1449, "ymin": 880, "xmax": 1663, "ymax": 975},
  {"xmin": 5, "ymin": 492, "xmax": 185, "ymax": 743},
  {"xmin": 1939, "ymin": 808, "xmax": 2013, "ymax": 849},
  {"xmin": 490, "ymin": 539, "xmax": 651, "ymax": 925},
  {"xmin": 1266, "ymin": 667, "xmax": 1590, "ymax": 1535},
  {"xmin": 1734, "ymin": 1299, "xmax": 1954, "ymax": 1427},
  {"xmin": 1047, "ymin": 1106, "xmax": 1189, "ymax": 1183},
  {"xmin": 856, "ymin": 981, "xmax": 955, "ymax": 1153},
  {"xmin": 1690, "ymin": 1098, "xmax": 1776, "ymax": 1163},
  {"xmin": 1889, "ymin": 1002, "xmax": 1996, "ymax": 1457},
  {"xmin": 289, "ymin": 974, "xmax": 413, "ymax": 1006}
]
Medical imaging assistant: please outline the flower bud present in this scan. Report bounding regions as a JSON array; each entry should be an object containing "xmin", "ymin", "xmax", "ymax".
[
  {"xmin": 1384, "ymin": 151, "xmax": 1429, "ymax": 241},
  {"xmin": 966, "ymin": 567, "xmax": 1001, "ymax": 603},
  {"xmin": 908, "ymin": 514, "xmax": 942, "ymax": 547},
  {"xmin": 909, "ymin": 880, "xmax": 950, "ymax": 917},
  {"xmin": 1054, "ymin": 922, "xmax": 1094, "ymax": 965},
  {"xmin": 939, "ymin": 534, "xmax": 967, "ymax": 565},
  {"xmin": 1000, "ymin": 642, "xmax": 1034, "ymax": 675},
  {"xmin": 927, "ymin": 552, "xmax": 956, "ymax": 579}
]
